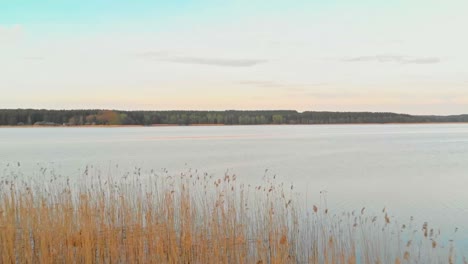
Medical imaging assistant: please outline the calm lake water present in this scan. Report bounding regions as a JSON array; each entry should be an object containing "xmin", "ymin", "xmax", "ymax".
[{"xmin": 1, "ymin": 124, "xmax": 468, "ymax": 251}]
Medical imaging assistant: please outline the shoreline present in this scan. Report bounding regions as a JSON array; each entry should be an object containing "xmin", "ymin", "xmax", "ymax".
[{"xmin": 1, "ymin": 122, "xmax": 468, "ymax": 128}]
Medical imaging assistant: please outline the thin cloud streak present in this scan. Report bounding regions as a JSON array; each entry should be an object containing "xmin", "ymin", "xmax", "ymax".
[
  {"xmin": 139, "ymin": 52, "xmax": 267, "ymax": 67},
  {"xmin": 23, "ymin": 56, "xmax": 45, "ymax": 61},
  {"xmin": 342, "ymin": 55, "xmax": 441, "ymax": 64},
  {"xmin": 168, "ymin": 57, "xmax": 266, "ymax": 67},
  {"xmin": 238, "ymin": 80, "xmax": 328, "ymax": 89},
  {"xmin": 237, "ymin": 80, "xmax": 288, "ymax": 88}
]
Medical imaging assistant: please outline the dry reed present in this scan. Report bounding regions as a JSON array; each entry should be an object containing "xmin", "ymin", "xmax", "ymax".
[{"xmin": 0, "ymin": 166, "xmax": 458, "ymax": 263}]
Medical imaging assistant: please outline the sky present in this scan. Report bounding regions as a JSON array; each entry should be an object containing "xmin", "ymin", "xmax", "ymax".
[{"xmin": 1, "ymin": 0, "xmax": 467, "ymax": 115}]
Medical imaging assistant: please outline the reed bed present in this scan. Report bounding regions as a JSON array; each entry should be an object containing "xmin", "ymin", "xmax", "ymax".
[{"xmin": 0, "ymin": 166, "xmax": 460, "ymax": 263}]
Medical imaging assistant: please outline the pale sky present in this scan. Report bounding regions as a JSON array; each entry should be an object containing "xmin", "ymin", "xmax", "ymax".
[{"xmin": 1, "ymin": 0, "xmax": 467, "ymax": 114}]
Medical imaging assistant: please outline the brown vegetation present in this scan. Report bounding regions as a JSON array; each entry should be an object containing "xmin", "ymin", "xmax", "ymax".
[{"xmin": 0, "ymin": 169, "xmax": 458, "ymax": 263}]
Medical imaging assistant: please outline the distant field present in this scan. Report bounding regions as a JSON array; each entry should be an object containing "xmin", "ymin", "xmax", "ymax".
[{"xmin": 0, "ymin": 169, "xmax": 459, "ymax": 263}]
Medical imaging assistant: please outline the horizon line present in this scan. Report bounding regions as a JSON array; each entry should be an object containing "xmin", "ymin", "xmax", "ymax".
[{"xmin": 1, "ymin": 108, "xmax": 467, "ymax": 117}]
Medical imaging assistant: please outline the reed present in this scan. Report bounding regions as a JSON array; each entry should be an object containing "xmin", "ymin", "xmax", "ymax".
[{"xmin": 0, "ymin": 167, "xmax": 458, "ymax": 263}]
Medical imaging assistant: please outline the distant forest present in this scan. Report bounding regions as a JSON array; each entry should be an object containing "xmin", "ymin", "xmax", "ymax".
[{"xmin": 1, "ymin": 109, "xmax": 468, "ymax": 126}]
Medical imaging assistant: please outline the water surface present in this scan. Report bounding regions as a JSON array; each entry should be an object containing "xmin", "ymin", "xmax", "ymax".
[{"xmin": 1, "ymin": 124, "xmax": 467, "ymax": 251}]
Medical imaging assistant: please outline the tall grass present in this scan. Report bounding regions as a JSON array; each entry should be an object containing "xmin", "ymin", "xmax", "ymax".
[{"xmin": 0, "ymin": 167, "xmax": 460, "ymax": 263}]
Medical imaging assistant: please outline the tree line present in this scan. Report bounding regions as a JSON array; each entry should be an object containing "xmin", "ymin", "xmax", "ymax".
[{"xmin": 1, "ymin": 109, "xmax": 467, "ymax": 126}]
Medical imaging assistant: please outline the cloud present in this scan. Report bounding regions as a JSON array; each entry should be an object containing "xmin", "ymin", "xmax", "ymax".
[
  {"xmin": 23, "ymin": 56, "xmax": 45, "ymax": 61},
  {"xmin": 139, "ymin": 52, "xmax": 267, "ymax": 67},
  {"xmin": 238, "ymin": 80, "xmax": 327, "ymax": 90},
  {"xmin": 0, "ymin": 25, "xmax": 22, "ymax": 42},
  {"xmin": 237, "ymin": 80, "xmax": 289, "ymax": 88},
  {"xmin": 342, "ymin": 55, "xmax": 441, "ymax": 64}
]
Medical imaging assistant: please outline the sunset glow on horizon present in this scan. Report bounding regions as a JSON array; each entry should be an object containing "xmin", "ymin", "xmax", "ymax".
[{"xmin": 1, "ymin": 0, "xmax": 468, "ymax": 115}]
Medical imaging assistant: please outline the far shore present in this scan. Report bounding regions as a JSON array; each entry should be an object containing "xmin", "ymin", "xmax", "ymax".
[{"xmin": 2, "ymin": 122, "xmax": 468, "ymax": 128}]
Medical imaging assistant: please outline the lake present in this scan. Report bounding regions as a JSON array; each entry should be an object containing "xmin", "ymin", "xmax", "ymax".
[{"xmin": 1, "ymin": 124, "xmax": 468, "ymax": 252}]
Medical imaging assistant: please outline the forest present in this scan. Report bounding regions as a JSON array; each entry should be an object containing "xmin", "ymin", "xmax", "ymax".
[{"xmin": 1, "ymin": 109, "xmax": 468, "ymax": 126}]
